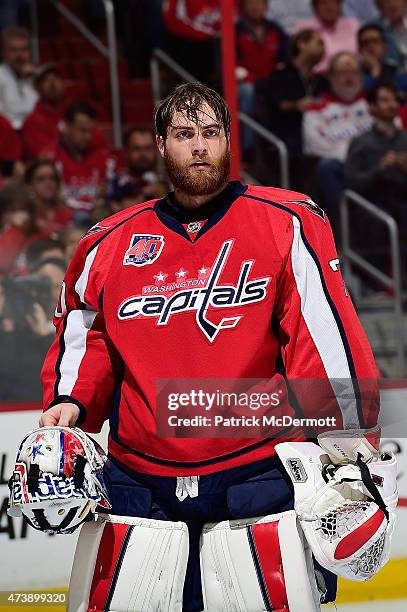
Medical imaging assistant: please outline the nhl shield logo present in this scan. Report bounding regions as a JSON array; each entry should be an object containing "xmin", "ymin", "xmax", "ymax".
[{"xmin": 123, "ymin": 234, "xmax": 165, "ymax": 266}]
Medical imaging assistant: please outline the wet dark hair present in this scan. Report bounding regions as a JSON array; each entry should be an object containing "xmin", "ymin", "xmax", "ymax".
[{"xmin": 154, "ymin": 82, "xmax": 231, "ymax": 141}]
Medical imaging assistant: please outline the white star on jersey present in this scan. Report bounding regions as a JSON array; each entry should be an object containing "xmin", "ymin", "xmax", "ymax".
[
  {"xmin": 154, "ymin": 272, "xmax": 168, "ymax": 282},
  {"xmin": 198, "ymin": 267, "xmax": 209, "ymax": 275},
  {"xmin": 175, "ymin": 269, "xmax": 188, "ymax": 278}
]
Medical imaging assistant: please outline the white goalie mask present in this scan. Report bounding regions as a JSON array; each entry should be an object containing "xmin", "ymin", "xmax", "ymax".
[
  {"xmin": 275, "ymin": 441, "xmax": 398, "ymax": 582},
  {"xmin": 8, "ymin": 427, "xmax": 111, "ymax": 534}
]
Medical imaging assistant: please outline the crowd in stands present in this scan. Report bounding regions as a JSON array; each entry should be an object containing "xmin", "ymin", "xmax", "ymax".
[
  {"xmin": 1, "ymin": 0, "xmax": 407, "ymax": 397},
  {"xmin": 0, "ymin": 17, "xmax": 169, "ymax": 401}
]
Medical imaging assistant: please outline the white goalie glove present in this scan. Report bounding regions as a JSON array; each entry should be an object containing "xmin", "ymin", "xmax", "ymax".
[
  {"xmin": 317, "ymin": 426, "xmax": 381, "ymax": 465},
  {"xmin": 275, "ymin": 437, "xmax": 398, "ymax": 582}
]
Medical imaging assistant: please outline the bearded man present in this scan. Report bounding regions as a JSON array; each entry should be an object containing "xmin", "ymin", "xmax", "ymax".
[{"xmin": 39, "ymin": 83, "xmax": 385, "ymax": 612}]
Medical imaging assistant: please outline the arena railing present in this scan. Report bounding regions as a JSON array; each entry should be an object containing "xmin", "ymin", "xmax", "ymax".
[
  {"xmin": 33, "ymin": 0, "xmax": 122, "ymax": 147},
  {"xmin": 340, "ymin": 189, "xmax": 405, "ymax": 375},
  {"xmin": 150, "ymin": 48, "xmax": 289, "ymax": 189}
]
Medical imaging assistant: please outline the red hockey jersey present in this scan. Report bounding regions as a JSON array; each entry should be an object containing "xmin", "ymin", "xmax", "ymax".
[
  {"xmin": 41, "ymin": 182, "xmax": 379, "ymax": 476},
  {"xmin": 46, "ymin": 139, "xmax": 113, "ymax": 213},
  {"xmin": 162, "ymin": 0, "xmax": 221, "ymax": 41}
]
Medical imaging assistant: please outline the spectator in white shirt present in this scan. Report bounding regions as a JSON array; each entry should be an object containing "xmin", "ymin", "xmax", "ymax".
[
  {"xmin": 0, "ymin": 26, "xmax": 37, "ymax": 129},
  {"xmin": 304, "ymin": 51, "xmax": 372, "ymax": 236}
]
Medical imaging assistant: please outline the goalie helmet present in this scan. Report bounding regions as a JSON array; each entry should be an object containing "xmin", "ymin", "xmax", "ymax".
[{"xmin": 8, "ymin": 427, "xmax": 111, "ymax": 534}]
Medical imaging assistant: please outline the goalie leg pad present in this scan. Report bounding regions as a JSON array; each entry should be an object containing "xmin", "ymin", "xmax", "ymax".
[
  {"xmin": 68, "ymin": 513, "xmax": 189, "ymax": 612},
  {"xmin": 200, "ymin": 510, "xmax": 321, "ymax": 612}
]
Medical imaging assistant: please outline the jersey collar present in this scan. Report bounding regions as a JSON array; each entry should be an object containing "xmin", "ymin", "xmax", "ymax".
[{"xmin": 154, "ymin": 180, "xmax": 247, "ymax": 242}]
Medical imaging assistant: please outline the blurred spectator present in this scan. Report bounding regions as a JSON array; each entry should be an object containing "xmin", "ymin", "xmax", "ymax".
[
  {"xmin": 236, "ymin": 0, "xmax": 287, "ymax": 155},
  {"xmin": 22, "ymin": 64, "xmax": 107, "ymax": 162},
  {"xmin": 294, "ymin": 0, "xmax": 359, "ymax": 73},
  {"xmin": 163, "ymin": 0, "xmax": 220, "ymax": 41},
  {"xmin": 0, "ymin": 26, "xmax": 37, "ymax": 129},
  {"xmin": 342, "ymin": 0, "xmax": 380, "ymax": 22},
  {"xmin": 34, "ymin": 257, "xmax": 66, "ymax": 313},
  {"xmin": 106, "ymin": 127, "xmax": 167, "ymax": 213},
  {"xmin": 266, "ymin": 1, "xmax": 312, "ymax": 34},
  {"xmin": 45, "ymin": 101, "xmax": 114, "ymax": 222},
  {"xmin": 265, "ymin": 29, "xmax": 327, "ymax": 154},
  {"xmin": 0, "ymin": 160, "xmax": 73, "ymax": 277},
  {"xmin": 0, "ymin": 184, "xmax": 37, "ymax": 276},
  {"xmin": 266, "ymin": 0, "xmax": 378, "ymax": 34},
  {"xmin": 345, "ymin": 84, "xmax": 407, "ymax": 224},
  {"xmin": 236, "ymin": 0, "xmax": 287, "ymax": 82},
  {"xmin": 122, "ymin": 127, "xmax": 162, "ymax": 182},
  {"xmin": 0, "ymin": 264, "xmax": 57, "ymax": 401},
  {"xmin": 304, "ymin": 52, "xmax": 372, "ymax": 234},
  {"xmin": 0, "ymin": 113, "xmax": 21, "ymax": 186},
  {"xmin": 304, "ymin": 52, "xmax": 372, "ymax": 160},
  {"xmin": 21, "ymin": 64, "xmax": 67, "ymax": 161},
  {"xmin": 25, "ymin": 237, "xmax": 66, "ymax": 272},
  {"xmin": 24, "ymin": 158, "xmax": 73, "ymax": 236},
  {"xmin": 359, "ymin": 23, "xmax": 407, "ymax": 96},
  {"xmin": 375, "ymin": 0, "xmax": 407, "ymax": 69},
  {"xmin": 61, "ymin": 224, "xmax": 89, "ymax": 264},
  {"xmin": 162, "ymin": 0, "xmax": 221, "ymax": 82}
]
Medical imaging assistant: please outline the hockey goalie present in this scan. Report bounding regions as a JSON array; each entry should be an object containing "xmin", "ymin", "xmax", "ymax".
[{"xmin": 8, "ymin": 82, "xmax": 399, "ymax": 611}]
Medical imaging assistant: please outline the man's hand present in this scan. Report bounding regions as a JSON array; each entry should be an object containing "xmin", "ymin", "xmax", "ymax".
[
  {"xmin": 360, "ymin": 51, "xmax": 381, "ymax": 77},
  {"xmin": 379, "ymin": 150, "xmax": 399, "ymax": 170},
  {"xmin": 26, "ymin": 303, "xmax": 50, "ymax": 337},
  {"xmin": 280, "ymin": 97, "xmax": 316, "ymax": 113},
  {"xmin": 295, "ymin": 96, "xmax": 315, "ymax": 113},
  {"xmin": 39, "ymin": 402, "xmax": 80, "ymax": 427},
  {"xmin": 6, "ymin": 209, "xmax": 31, "ymax": 229}
]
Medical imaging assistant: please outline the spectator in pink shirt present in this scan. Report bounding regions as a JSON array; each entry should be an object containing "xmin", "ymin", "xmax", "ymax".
[{"xmin": 294, "ymin": 0, "xmax": 359, "ymax": 72}]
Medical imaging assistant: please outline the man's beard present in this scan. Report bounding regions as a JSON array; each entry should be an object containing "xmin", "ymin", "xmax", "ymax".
[
  {"xmin": 333, "ymin": 82, "xmax": 362, "ymax": 102},
  {"xmin": 164, "ymin": 149, "xmax": 230, "ymax": 197}
]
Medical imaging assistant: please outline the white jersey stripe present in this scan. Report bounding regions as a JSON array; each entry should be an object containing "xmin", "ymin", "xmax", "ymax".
[
  {"xmin": 58, "ymin": 310, "xmax": 97, "ymax": 396},
  {"xmin": 75, "ymin": 246, "xmax": 98, "ymax": 304},
  {"xmin": 291, "ymin": 216, "xmax": 359, "ymax": 428}
]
